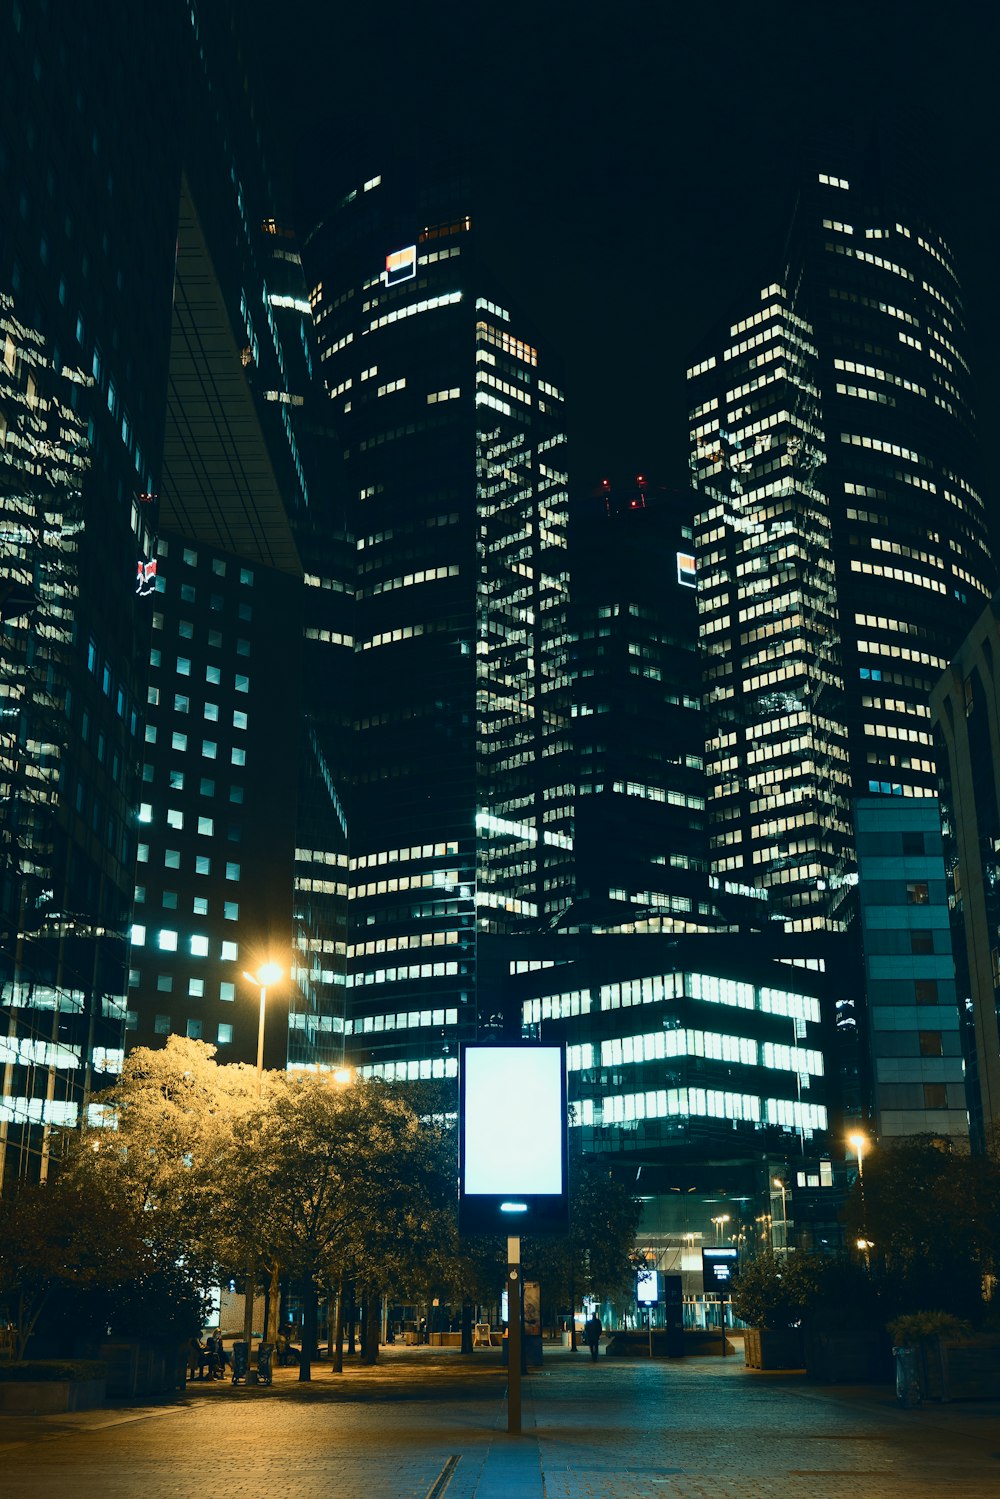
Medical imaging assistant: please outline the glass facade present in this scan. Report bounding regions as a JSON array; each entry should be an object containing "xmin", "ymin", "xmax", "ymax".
[
  {"xmin": 303, "ymin": 163, "xmax": 572, "ymax": 1079},
  {"xmin": 687, "ymin": 144, "xmax": 993, "ymax": 938}
]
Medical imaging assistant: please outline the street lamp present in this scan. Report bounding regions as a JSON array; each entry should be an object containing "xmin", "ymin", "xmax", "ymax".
[
  {"xmin": 848, "ymin": 1132, "xmax": 870, "ymax": 1256},
  {"xmin": 772, "ymin": 1177, "xmax": 788, "ymax": 1253},
  {"xmin": 711, "ymin": 1213, "xmax": 730, "ymax": 1243},
  {"xmin": 240, "ymin": 961, "xmax": 283, "ymax": 1365},
  {"xmin": 243, "ymin": 962, "xmax": 283, "ymax": 1096}
]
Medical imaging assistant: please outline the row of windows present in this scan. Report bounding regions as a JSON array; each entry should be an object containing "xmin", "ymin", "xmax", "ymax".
[
  {"xmin": 155, "ymin": 543, "xmax": 254, "ymax": 584},
  {"xmin": 130, "ymin": 928, "xmax": 239, "ymax": 960},
  {"xmin": 348, "ymin": 1006, "xmax": 458, "ymax": 1035},
  {"xmin": 143, "ymin": 729, "xmax": 247, "ymax": 762},
  {"xmin": 150, "ymin": 1016, "xmax": 233, "ymax": 1044}
]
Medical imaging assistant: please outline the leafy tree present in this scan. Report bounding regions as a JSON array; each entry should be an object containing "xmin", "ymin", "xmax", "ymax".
[
  {"xmin": 523, "ymin": 1148, "xmax": 641, "ymax": 1329},
  {"xmin": 0, "ymin": 1165, "xmax": 155, "ymax": 1356},
  {"xmin": 844, "ymin": 1134, "xmax": 1000, "ymax": 1321}
]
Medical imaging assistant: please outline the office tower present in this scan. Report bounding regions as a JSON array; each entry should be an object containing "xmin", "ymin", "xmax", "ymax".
[
  {"xmin": 303, "ymin": 160, "xmax": 572, "ymax": 1080},
  {"xmin": 687, "ymin": 136, "xmax": 994, "ymax": 931},
  {"xmin": 0, "ymin": 5, "xmax": 181, "ymax": 1181},
  {"xmin": 570, "ymin": 478, "xmax": 716, "ymax": 932},
  {"xmin": 854, "ymin": 798, "xmax": 966, "ymax": 1143},
  {"xmin": 131, "ymin": 21, "xmax": 346, "ymax": 1074},
  {"xmin": 0, "ymin": 2, "xmax": 347, "ymax": 1185},
  {"xmin": 931, "ymin": 600, "xmax": 1000, "ymax": 1149}
]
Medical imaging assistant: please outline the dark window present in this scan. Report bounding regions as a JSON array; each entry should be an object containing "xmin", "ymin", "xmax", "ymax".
[
  {"xmin": 902, "ymin": 832, "xmax": 924, "ymax": 856},
  {"xmin": 911, "ymin": 930, "xmax": 934, "ymax": 955},
  {"xmin": 923, "ymin": 1083, "xmax": 948, "ymax": 1109},
  {"xmin": 918, "ymin": 1031, "xmax": 943, "ymax": 1057},
  {"xmin": 154, "ymin": 1014, "xmax": 171, "ymax": 1035},
  {"xmin": 914, "ymin": 979, "xmax": 939, "ymax": 1003},
  {"xmin": 906, "ymin": 881, "xmax": 930, "ymax": 905}
]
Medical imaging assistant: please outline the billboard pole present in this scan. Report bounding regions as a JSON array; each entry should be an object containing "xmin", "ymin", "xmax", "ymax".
[{"xmin": 507, "ymin": 1236, "xmax": 522, "ymax": 1434}]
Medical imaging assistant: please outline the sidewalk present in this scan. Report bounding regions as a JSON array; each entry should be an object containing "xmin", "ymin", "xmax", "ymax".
[{"xmin": 1, "ymin": 1341, "xmax": 997, "ymax": 1498}]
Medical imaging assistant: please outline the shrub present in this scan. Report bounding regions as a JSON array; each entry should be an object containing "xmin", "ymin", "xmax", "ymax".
[{"xmin": 886, "ymin": 1311, "xmax": 972, "ymax": 1347}]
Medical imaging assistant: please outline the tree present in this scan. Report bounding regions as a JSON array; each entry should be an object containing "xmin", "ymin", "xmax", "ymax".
[
  {"xmin": 523, "ymin": 1147, "xmax": 641, "ymax": 1329},
  {"xmin": 0, "ymin": 1162, "xmax": 156, "ymax": 1356},
  {"xmin": 844, "ymin": 1135, "xmax": 1000, "ymax": 1321}
]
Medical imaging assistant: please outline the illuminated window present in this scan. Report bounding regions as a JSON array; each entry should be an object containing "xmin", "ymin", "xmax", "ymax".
[
  {"xmin": 193, "ymin": 897, "xmax": 208, "ymax": 916},
  {"xmin": 190, "ymin": 935, "xmax": 209, "ymax": 957},
  {"xmin": 189, "ymin": 979, "xmax": 204, "ymax": 998},
  {"xmin": 220, "ymin": 982, "xmax": 235, "ymax": 1002},
  {"xmin": 164, "ymin": 849, "xmax": 180, "ymax": 869},
  {"xmin": 158, "ymin": 930, "xmax": 178, "ymax": 952},
  {"xmin": 167, "ymin": 809, "xmax": 183, "ymax": 830},
  {"xmin": 221, "ymin": 940, "xmax": 238, "ymax": 962},
  {"xmin": 906, "ymin": 881, "xmax": 930, "ymax": 905},
  {"xmin": 218, "ymin": 1024, "xmax": 233, "ymax": 1045},
  {"xmin": 195, "ymin": 855, "xmax": 210, "ymax": 876},
  {"xmin": 198, "ymin": 816, "xmax": 213, "ymax": 836}
]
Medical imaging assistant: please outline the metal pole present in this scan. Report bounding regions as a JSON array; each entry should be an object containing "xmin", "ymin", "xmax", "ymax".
[
  {"xmin": 507, "ymin": 1235, "xmax": 521, "ymax": 1435},
  {"xmin": 242, "ymin": 983, "xmax": 267, "ymax": 1365},
  {"xmin": 256, "ymin": 984, "xmax": 267, "ymax": 1089}
]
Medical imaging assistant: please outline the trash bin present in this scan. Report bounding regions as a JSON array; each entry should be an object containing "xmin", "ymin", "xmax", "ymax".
[
  {"xmin": 257, "ymin": 1343, "xmax": 274, "ymax": 1385},
  {"xmin": 231, "ymin": 1340, "xmax": 250, "ymax": 1385},
  {"xmin": 894, "ymin": 1345, "xmax": 921, "ymax": 1407}
]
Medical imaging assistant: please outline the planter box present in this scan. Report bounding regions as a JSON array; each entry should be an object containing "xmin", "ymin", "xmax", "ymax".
[
  {"xmin": 0, "ymin": 1377, "xmax": 106, "ymax": 1413},
  {"xmin": 934, "ymin": 1335, "xmax": 1000, "ymax": 1402},
  {"xmin": 743, "ymin": 1327, "xmax": 805, "ymax": 1370},
  {"xmin": 805, "ymin": 1329, "xmax": 885, "ymax": 1383},
  {"xmin": 90, "ymin": 1340, "xmax": 187, "ymax": 1396}
]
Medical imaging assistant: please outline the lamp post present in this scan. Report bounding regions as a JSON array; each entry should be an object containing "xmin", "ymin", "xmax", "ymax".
[
  {"xmin": 243, "ymin": 961, "xmax": 283, "ymax": 1096},
  {"xmin": 239, "ymin": 962, "xmax": 283, "ymax": 1365},
  {"xmin": 772, "ymin": 1177, "xmax": 788, "ymax": 1254},
  {"xmin": 711, "ymin": 1213, "xmax": 730, "ymax": 1243},
  {"xmin": 848, "ymin": 1131, "xmax": 869, "ymax": 1256}
]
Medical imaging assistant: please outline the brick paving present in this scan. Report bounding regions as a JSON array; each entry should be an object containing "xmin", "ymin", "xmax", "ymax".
[{"xmin": 0, "ymin": 1343, "xmax": 997, "ymax": 1498}]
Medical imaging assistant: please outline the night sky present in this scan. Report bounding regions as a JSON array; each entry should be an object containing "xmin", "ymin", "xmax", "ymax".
[{"xmin": 241, "ymin": 0, "xmax": 999, "ymax": 494}]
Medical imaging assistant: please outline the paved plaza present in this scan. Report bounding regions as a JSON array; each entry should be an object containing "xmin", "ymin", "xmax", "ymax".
[{"xmin": 1, "ymin": 1343, "xmax": 998, "ymax": 1499}]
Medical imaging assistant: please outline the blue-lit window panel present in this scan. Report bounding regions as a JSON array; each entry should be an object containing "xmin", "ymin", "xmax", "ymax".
[
  {"xmin": 220, "ymin": 940, "xmax": 238, "ymax": 961},
  {"xmin": 197, "ymin": 816, "xmax": 213, "ymax": 836},
  {"xmin": 156, "ymin": 975, "xmax": 172, "ymax": 992},
  {"xmin": 186, "ymin": 1019, "xmax": 202, "ymax": 1040},
  {"xmin": 202, "ymin": 740, "xmax": 217, "ymax": 759},
  {"xmin": 223, "ymin": 902, "xmax": 238, "ymax": 921},
  {"xmin": 165, "ymin": 849, "xmax": 180, "ymax": 868},
  {"xmin": 220, "ymin": 983, "xmax": 235, "ymax": 1002},
  {"xmin": 233, "ymin": 711, "xmax": 247, "ymax": 731},
  {"xmin": 169, "ymin": 770, "xmax": 184, "ymax": 790},
  {"xmin": 189, "ymin": 979, "xmax": 204, "ymax": 998},
  {"xmin": 176, "ymin": 658, "xmax": 191, "ymax": 676},
  {"xmin": 231, "ymin": 748, "xmax": 246, "ymax": 766},
  {"xmin": 158, "ymin": 930, "xmax": 177, "ymax": 952},
  {"xmin": 167, "ymin": 809, "xmax": 183, "ymax": 829},
  {"xmin": 200, "ymin": 778, "xmax": 215, "ymax": 796},
  {"xmin": 162, "ymin": 892, "xmax": 177, "ymax": 910},
  {"xmin": 204, "ymin": 703, "xmax": 219, "ymax": 722},
  {"xmin": 225, "ymin": 862, "xmax": 240, "ymax": 881},
  {"xmin": 130, "ymin": 924, "xmax": 146, "ymax": 946},
  {"xmin": 171, "ymin": 731, "xmax": 187, "ymax": 751},
  {"xmin": 137, "ymin": 843, "xmax": 149, "ymax": 863},
  {"xmin": 183, "ymin": 549, "xmax": 197, "ymax": 567},
  {"xmin": 154, "ymin": 1015, "xmax": 171, "ymax": 1036},
  {"xmin": 206, "ymin": 665, "xmax": 221, "ymax": 685},
  {"xmin": 195, "ymin": 856, "xmax": 210, "ymax": 875},
  {"xmin": 218, "ymin": 1024, "xmax": 233, "ymax": 1045},
  {"xmin": 193, "ymin": 897, "xmax": 208, "ymax": 915},
  {"xmin": 190, "ymin": 935, "xmax": 209, "ymax": 957}
]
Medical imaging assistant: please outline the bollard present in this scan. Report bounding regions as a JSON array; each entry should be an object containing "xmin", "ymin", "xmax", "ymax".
[{"xmin": 894, "ymin": 1346, "xmax": 921, "ymax": 1408}]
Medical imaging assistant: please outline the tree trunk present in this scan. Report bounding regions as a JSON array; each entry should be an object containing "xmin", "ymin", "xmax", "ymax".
[
  {"xmin": 570, "ymin": 1274, "xmax": 578, "ymax": 1351},
  {"xmin": 361, "ymin": 1291, "xmax": 380, "ymax": 1365},
  {"xmin": 359, "ymin": 1293, "xmax": 368, "ymax": 1360},
  {"xmin": 298, "ymin": 1278, "xmax": 317, "ymax": 1382},
  {"xmin": 333, "ymin": 1278, "xmax": 345, "ymax": 1373},
  {"xmin": 460, "ymin": 1300, "xmax": 473, "ymax": 1354},
  {"xmin": 266, "ymin": 1262, "xmax": 281, "ymax": 1344},
  {"xmin": 346, "ymin": 1282, "xmax": 357, "ymax": 1355}
]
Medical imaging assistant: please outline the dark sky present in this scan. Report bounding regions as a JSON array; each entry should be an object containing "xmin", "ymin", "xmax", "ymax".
[{"xmin": 240, "ymin": 0, "xmax": 999, "ymax": 493}]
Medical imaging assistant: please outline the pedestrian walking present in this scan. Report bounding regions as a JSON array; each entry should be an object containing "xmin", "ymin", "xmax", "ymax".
[{"xmin": 584, "ymin": 1312, "xmax": 602, "ymax": 1360}]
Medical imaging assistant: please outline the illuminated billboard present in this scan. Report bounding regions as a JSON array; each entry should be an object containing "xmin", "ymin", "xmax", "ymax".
[
  {"xmin": 702, "ymin": 1247, "xmax": 738, "ymax": 1291},
  {"xmin": 385, "ymin": 245, "xmax": 417, "ymax": 285},
  {"xmin": 636, "ymin": 1268, "xmax": 659, "ymax": 1305},
  {"xmin": 676, "ymin": 551, "xmax": 696, "ymax": 588},
  {"xmin": 459, "ymin": 1043, "xmax": 568, "ymax": 1235}
]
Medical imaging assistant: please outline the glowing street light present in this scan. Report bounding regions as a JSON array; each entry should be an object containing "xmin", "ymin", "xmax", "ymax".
[
  {"xmin": 243, "ymin": 962, "xmax": 283, "ymax": 1096},
  {"xmin": 848, "ymin": 1132, "xmax": 868, "ymax": 1179},
  {"xmin": 711, "ymin": 1213, "xmax": 731, "ymax": 1243}
]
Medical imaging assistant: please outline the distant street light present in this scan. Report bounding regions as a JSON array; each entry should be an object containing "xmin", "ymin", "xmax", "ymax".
[
  {"xmin": 848, "ymin": 1132, "xmax": 870, "ymax": 1256},
  {"xmin": 772, "ymin": 1177, "xmax": 788, "ymax": 1253},
  {"xmin": 711, "ymin": 1213, "xmax": 731, "ymax": 1243}
]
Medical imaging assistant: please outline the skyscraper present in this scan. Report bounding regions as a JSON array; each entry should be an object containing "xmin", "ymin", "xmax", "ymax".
[
  {"xmin": 687, "ymin": 135, "xmax": 994, "ymax": 931},
  {"xmin": 570, "ymin": 478, "xmax": 714, "ymax": 933},
  {"xmin": 303, "ymin": 159, "xmax": 573, "ymax": 1081}
]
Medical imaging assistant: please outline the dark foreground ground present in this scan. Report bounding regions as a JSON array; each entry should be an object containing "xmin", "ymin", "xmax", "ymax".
[{"xmin": 1, "ymin": 1339, "xmax": 998, "ymax": 1498}]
